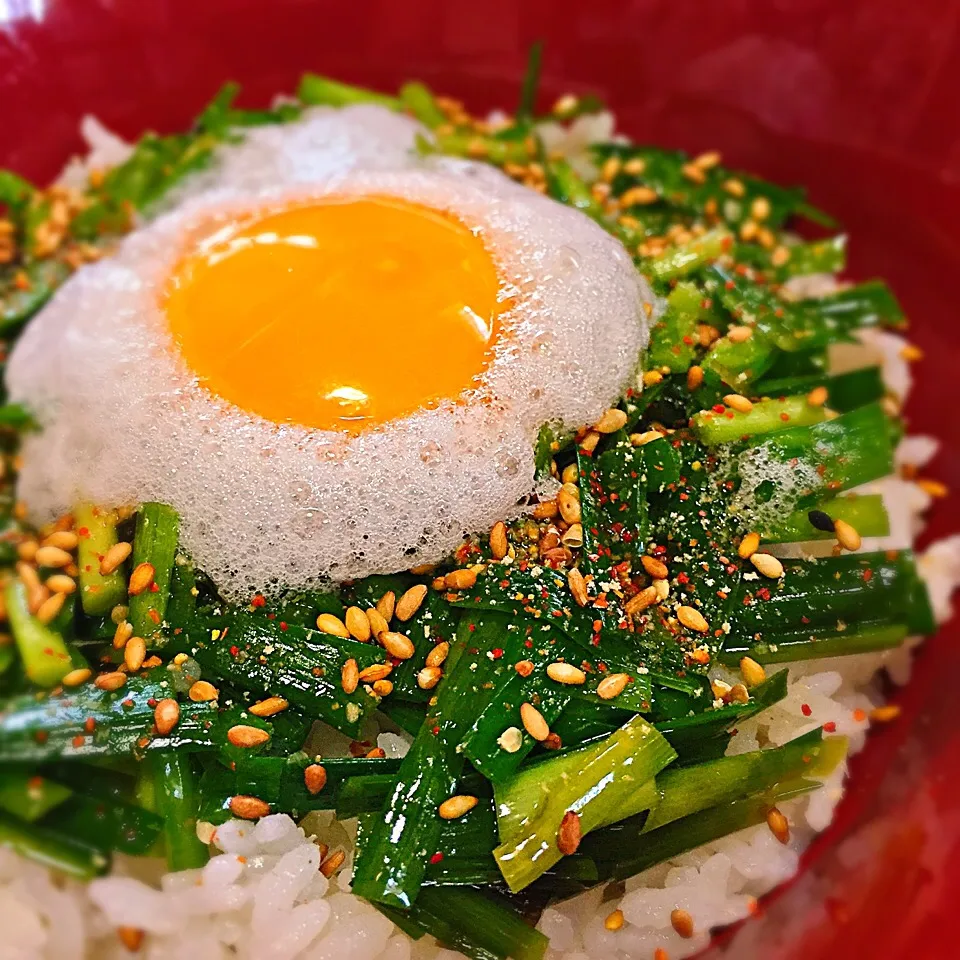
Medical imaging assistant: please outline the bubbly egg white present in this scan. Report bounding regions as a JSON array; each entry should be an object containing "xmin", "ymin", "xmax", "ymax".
[{"xmin": 9, "ymin": 106, "xmax": 653, "ymax": 598}]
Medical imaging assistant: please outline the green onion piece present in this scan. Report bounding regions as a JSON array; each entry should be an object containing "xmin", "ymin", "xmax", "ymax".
[
  {"xmin": 647, "ymin": 226, "xmax": 732, "ymax": 282},
  {"xmin": 692, "ymin": 394, "xmax": 826, "ymax": 445},
  {"xmin": 149, "ymin": 752, "xmax": 209, "ymax": 870},
  {"xmin": 0, "ymin": 770, "xmax": 71, "ymax": 822},
  {"xmin": 297, "ymin": 73, "xmax": 400, "ymax": 110},
  {"xmin": 128, "ymin": 502, "xmax": 180, "ymax": 641},
  {"xmin": 763, "ymin": 493, "xmax": 889, "ymax": 543},
  {"xmin": 516, "ymin": 40, "xmax": 544, "ymax": 121},
  {"xmin": 0, "ymin": 808, "xmax": 109, "ymax": 879},
  {"xmin": 646, "ymin": 281, "xmax": 702, "ymax": 373},
  {"xmin": 74, "ymin": 504, "xmax": 128, "ymax": 616},
  {"xmin": 399, "ymin": 82, "xmax": 447, "ymax": 128},
  {"xmin": 5, "ymin": 581, "xmax": 73, "ymax": 687},
  {"xmin": 493, "ymin": 714, "xmax": 677, "ymax": 892}
]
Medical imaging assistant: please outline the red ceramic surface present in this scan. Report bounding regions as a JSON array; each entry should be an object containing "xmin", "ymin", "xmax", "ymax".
[{"xmin": 2, "ymin": 2, "xmax": 959, "ymax": 957}]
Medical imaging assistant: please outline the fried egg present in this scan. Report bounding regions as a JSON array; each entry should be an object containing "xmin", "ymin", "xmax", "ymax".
[{"xmin": 8, "ymin": 106, "xmax": 653, "ymax": 597}]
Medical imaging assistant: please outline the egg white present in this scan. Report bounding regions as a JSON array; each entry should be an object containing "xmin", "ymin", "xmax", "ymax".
[{"xmin": 8, "ymin": 106, "xmax": 653, "ymax": 597}]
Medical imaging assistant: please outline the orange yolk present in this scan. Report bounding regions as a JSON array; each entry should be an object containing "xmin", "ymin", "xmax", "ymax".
[{"xmin": 165, "ymin": 196, "xmax": 501, "ymax": 431}]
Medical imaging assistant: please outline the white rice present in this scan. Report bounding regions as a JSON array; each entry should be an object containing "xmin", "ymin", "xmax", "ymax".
[{"xmin": 1, "ymin": 124, "xmax": 956, "ymax": 960}]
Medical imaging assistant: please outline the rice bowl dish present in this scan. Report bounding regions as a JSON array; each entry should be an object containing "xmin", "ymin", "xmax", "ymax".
[{"xmin": 0, "ymin": 67, "xmax": 956, "ymax": 960}]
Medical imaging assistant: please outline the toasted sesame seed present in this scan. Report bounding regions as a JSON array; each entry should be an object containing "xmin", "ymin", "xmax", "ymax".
[
  {"xmin": 723, "ymin": 178, "xmax": 746, "ymax": 197},
  {"xmin": 417, "ymin": 665, "xmax": 443, "ymax": 689},
  {"xmin": 681, "ymin": 162, "xmax": 706, "ymax": 184},
  {"xmin": 723, "ymin": 393, "xmax": 754, "ymax": 413},
  {"xmin": 248, "ymin": 696, "xmax": 289, "ymax": 718},
  {"xmin": 358, "ymin": 663, "xmax": 393, "ymax": 682},
  {"xmin": 597, "ymin": 673, "xmax": 631, "ymax": 700},
  {"xmin": 917, "ymin": 478, "xmax": 949, "ymax": 498},
  {"xmin": 568, "ymin": 567, "xmax": 589, "ymax": 607},
  {"xmin": 686, "ymin": 365, "xmax": 704, "ymax": 391},
  {"xmin": 319, "ymin": 850, "xmax": 346, "ymax": 878},
  {"xmin": 677, "ymin": 605, "xmax": 709, "ymax": 633},
  {"xmin": 425, "ymin": 641, "xmax": 450, "ymax": 669},
  {"xmin": 439, "ymin": 794, "xmax": 479, "ymax": 820},
  {"xmin": 766, "ymin": 807, "xmax": 790, "ymax": 844},
  {"xmin": 35, "ymin": 591, "xmax": 65, "ymax": 625},
  {"xmin": 740, "ymin": 656, "xmax": 766, "ymax": 687},
  {"xmin": 900, "ymin": 343, "xmax": 924, "ymax": 362},
  {"xmin": 43, "ymin": 530, "xmax": 78, "ymax": 551},
  {"xmin": 834, "ymin": 519, "xmax": 862, "ymax": 552},
  {"xmin": 316, "ymin": 613, "xmax": 350, "ymax": 638},
  {"xmin": 341, "ymin": 658, "xmax": 359, "ymax": 694},
  {"xmin": 498, "ymin": 726, "xmax": 523, "ymax": 753},
  {"xmin": 45, "ymin": 573, "xmax": 76, "ymax": 595},
  {"xmin": 95, "ymin": 671, "xmax": 127, "ymax": 692},
  {"xmin": 630, "ymin": 430, "xmax": 664, "ymax": 447},
  {"xmin": 807, "ymin": 385, "xmax": 829, "ymax": 407},
  {"xmin": 604, "ymin": 909, "xmax": 625, "ymax": 931},
  {"xmin": 230, "ymin": 795, "xmax": 270, "ymax": 820},
  {"xmin": 227, "ymin": 725, "xmax": 271, "ymax": 748},
  {"xmin": 641, "ymin": 555, "xmax": 669, "ymax": 580},
  {"xmin": 381, "ymin": 631, "xmax": 415, "ymax": 660},
  {"xmin": 624, "ymin": 157, "xmax": 646, "ymax": 175},
  {"xmin": 445, "ymin": 568, "xmax": 478, "ymax": 590},
  {"xmin": 188, "ymin": 680, "xmax": 219, "ymax": 702},
  {"xmin": 117, "ymin": 927, "xmax": 145, "ymax": 952},
  {"xmin": 711, "ymin": 678, "xmax": 732, "ymax": 699},
  {"xmin": 728, "ymin": 682, "xmax": 750, "ymax": 704},
  {"xmin": 671, "ymin": 908, "xmax": 695, "ymax": 939},
  {"xmin": 396, "ymin": 584, "xmax": 428, "ymax": 622},
  {"xmin": 345, "ymin": 606, "xmax": 372, "ymax": 642},
  {"xmin": 154, "ymin": 699, "xmax": 180, "ymax": 736},
  {"xmin": 16, "ymin": 540, "xmax": 38, "ymax": 563},
  {"xmin": 625, "ymin": 585, "xmax": 659, "ymax": 615},
  {"xmin": 750, "ymin": 553, "xmax": 784, "ymax": 579},
  {"xmin": 579, "ymin": 430, "xmax": 601, "ymax": 453},
  {"xmin": 561, "ymin": 463, "xmax": 579, "ymax": 484},
  {"xmin": 520, "ymin": 702, "xmax": 550, "ymax": 741},
  {"xmin": 489, "ymin": 521, "xmax": 509, "ymax": 560},
  {"xmin": 547, "ymin": 662, "xmax": 587, "ymax": 685},
  {"xmin": 653, "ymin": 578, "xmax": 670, "ymax": 601},
  {"xmin": 771, "ymin": 245, "xmax": 791, "ymax": 267},
  {"xmin": 552, "ymin": 93, "xmax": 578, "ymax": 116},
  {"xmin": 869, "ymin": 704, "xmax": 901, "ymax": 723},
  {"xmin": 123, "ymin": 636, "xmax": 147, "ymax": 672},
  {"xmin": 62, "ymin": 667, "xmax": 92, "ymax": 687},
  {"xmin": 739, "ymin": 219, "xmax": 759, "ymax": 242},
  {"xmin": 642, "ymin": 369, "xmax": 663, "ymax": 386},
  {"xmin": 372, "ymin": 679, "xmax": 394, "ymax": 696},
  {"xmin": 726, "ymin": 325, "xmax": 753, "ymax": 342},
  {"xmin": 376, "ymin": 590, "xmax": 396, "ymax": 621},
  {"xmin": 594, "ymin": 408, "xmax": 628, "ymax": 434},
  {"xmin": 304, "ymin": 764, "xmax": 327, "ymax": 795},
  {"xmin": 366, "ymin": 608, "xmax": 389, "ymax": 637},
  {"xmin": 620, "ymin": 185, "xmax": 659, "ymax": 206},
  {"xmin": 750, "ymin": 196, "xmax": 772, "ymax": 221},
  {"xmin": 738, "ymin": 532, "xmax": 761, "ymax": 559},
  {"xmin": 128, "ymin": 562, "xmax": 155, "ymax": 596},
  {"xmin": 557, "ymin": 810, "xmax": 582, "ymax": 855},
  {"xmin": 532, "ymin": 500, "xmax": 558, "ymax": 520},
  {"xmin": 35, "ymin": 545, "xmax": 72, "ymax": 568}
]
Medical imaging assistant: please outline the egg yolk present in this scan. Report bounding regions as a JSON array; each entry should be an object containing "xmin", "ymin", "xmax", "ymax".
[{"xmin": 165, "ymin": 196, "xmax": 501, "ymax": 431}]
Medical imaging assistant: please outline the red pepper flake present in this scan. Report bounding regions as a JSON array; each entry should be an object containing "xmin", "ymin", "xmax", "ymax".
[
  {"xmin": 499, "ymin": 579, "xmax": 510, "ymax": 589},
  {"xmin": 801, "ymin": 615, "xmax": 810, "ymax": 624},
  {"xmin": 430, "ymin": 852, "xmax": 444, "ymax": 864},
  {"xmin": 148, "ymin": 608, "xmax": 161, "ymax": 625},
  {"xmin": 801, "ymin": 703, "xmax": 812, "ymax": 717},
  {"xmin": 229, "ymin": 645, "xmax": 240, "ymax": 657},
  {"xmin": 756, "ymin": 587, "xmax": 771, "ymax": 601},
  {"xmin": 468, "ymin": 623, "xmax": 476, "ymax": 632},
  {"xmin": 83, "ymin": 717, "xmax": 96, "ymax": 734},
  {"xmin": 251, "ymin": 593, "xmax": 266, "ymax": 608},
  {"xmin": 677, "ymin": 572, "xmax": 689, "ymax": 584},
  {"xmin": 780, "ymin": 413, "xmax": 790, "ymax": 422},
  {"xmin": 432, "ymin": 725, "xmax": 440, "ymax": 736},
  {"xmin": 823, "ymin": 721, "xmax": 837, "ymax": 733},
  {"xmin": 724, "ymin": 279, "xmax": 736, "ymax": 290},
  {"xmin": 77, "ymin": 526, "xmax": 90, "ymax": 538},
  {"xmin": 862, "ymin": 568, "xmax": 873, "ymax": 582},
  {"xmin": 491, "ymin": 648, "xmax": 504, "ymax": 660},
  {"xmin": 279, "ymin": 621, "xmax": 288, "ymax": 631},
  {"xmin": 853, "ymin": 708, "xmax": 867, "ymax": 722},
  {"xmin": 712, "ymin": 404, "xmax": 725, "ymax": 414},
  {"xmin": 524, "ymin": 639, "xmax": 533, "ymax": 648},
  {"xmin": 72, "ymin": 735, "xmax": 85, "ymax": 748},
  {"xmin": 150, "ymin": 581, "xmax": 159, "ymax": 593},
  {"xmin": 147, "ymin": 698, "xmax": 158, "ymax": 708}
]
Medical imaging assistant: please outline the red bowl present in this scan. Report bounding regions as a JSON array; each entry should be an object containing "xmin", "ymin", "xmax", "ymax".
[{"xmin": 2, "ymin": 2, "xmax": 958, "ymax": 957}]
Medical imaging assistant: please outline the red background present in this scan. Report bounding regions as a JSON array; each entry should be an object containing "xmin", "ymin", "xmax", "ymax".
[{"xmin": 2, "ymin": 1, "xmax": 959, "ymax": 956}]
